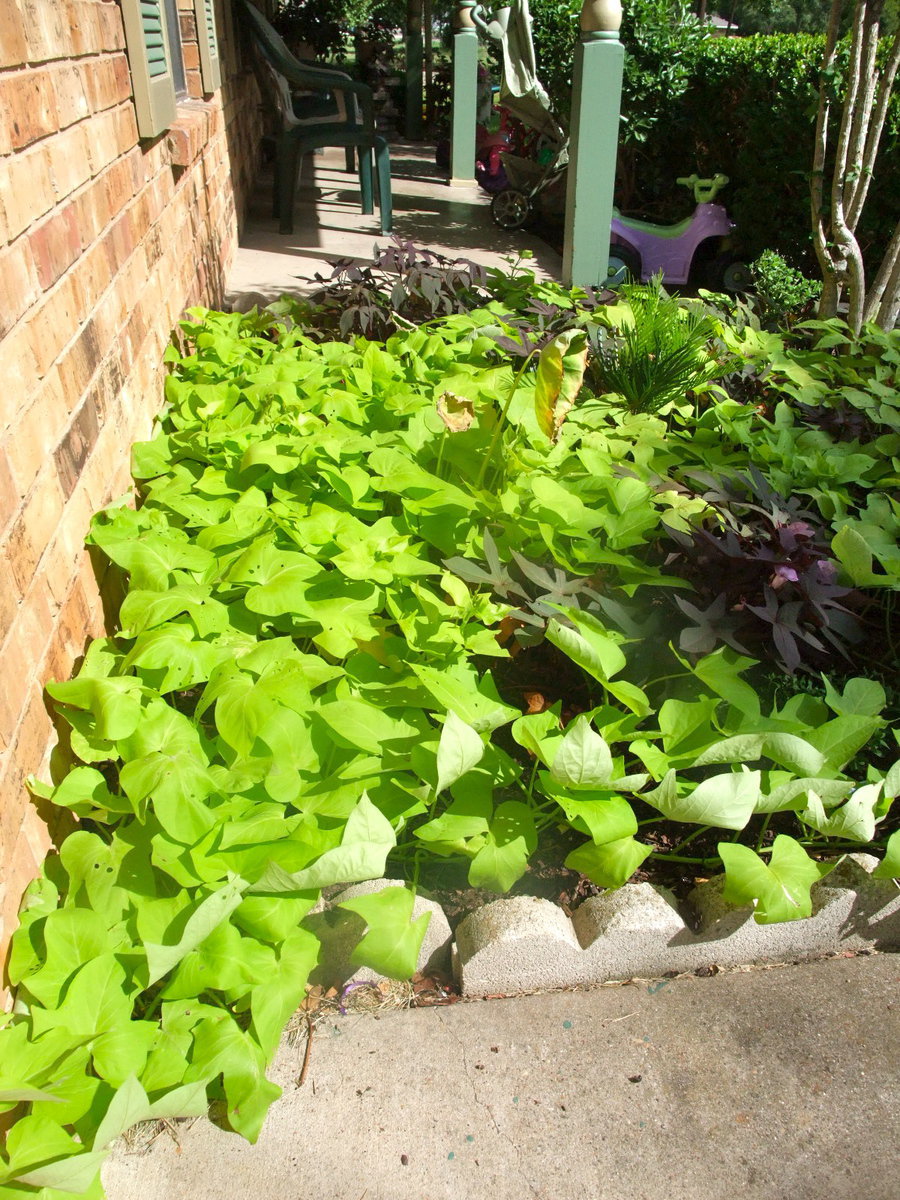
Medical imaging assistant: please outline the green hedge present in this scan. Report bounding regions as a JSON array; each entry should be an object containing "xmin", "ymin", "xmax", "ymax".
[
  {"xmin": 637, "ymin": 33, "xmax": 899, "ymax": 270},
  {"xmin": 530, "ymin": 0, "xmax": 580, "ymax": 121},
  {"xmin": 528, "ymin": 14, "xmax": 899, "ymax": 273},
  {"xmin": 629, "ymin": 34, "xmax": 828, "ymax": 266}
]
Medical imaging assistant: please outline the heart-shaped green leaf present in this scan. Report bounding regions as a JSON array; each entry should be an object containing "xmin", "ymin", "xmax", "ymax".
[
  {"xmin": 436, "ymin": 709, "xmax": 485, "ymax": 794},
  {"xmin": 468, "ymin": 802, "xmax": 537, "ymax": 892},
  {"xmin": 719, "ymin": 835, "xmax": 835, "ymax": 923},
  {"xmin": 565, "ymin": 836, "xmax": 651, "ymax": 888},
  {"xmin": 339, "ymin": 886, "xmax": 432, "ymax": 980},
  {"xmin": 550, "ymin": 716, "xmax": 614, "ymax": 789}
]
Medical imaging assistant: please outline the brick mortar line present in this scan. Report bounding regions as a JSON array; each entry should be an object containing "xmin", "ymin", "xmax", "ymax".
[{"xmin": 0, "ymin": 49, "xmax": 130, "ymax": 75}]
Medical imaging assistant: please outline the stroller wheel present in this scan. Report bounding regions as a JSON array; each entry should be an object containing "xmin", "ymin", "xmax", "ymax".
[
  {"xmin": 491, "ymin": 188, "xmax": 531, "ymax": 230},
  {"xmin": 605, "ymin": 245, "xmax": 641, "ymax": 289}
]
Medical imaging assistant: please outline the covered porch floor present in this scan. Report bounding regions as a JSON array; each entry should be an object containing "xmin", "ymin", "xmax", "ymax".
[{"xmin": 225, "ymin": 140, "xmax": 563, "ymax": 307}]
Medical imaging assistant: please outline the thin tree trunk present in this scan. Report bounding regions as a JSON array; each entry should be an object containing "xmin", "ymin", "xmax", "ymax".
[
  {"xmin": 876, "ymin": 253, "xmax": 900, "ymax": 328},
  {"xmin": 848, "ymin": 29, "xmax": 900, "ymax": 227},
  {"xmin": 813, "ymin": 0, "xmax": 900, "ymax": 330},
  {"xmin": 843, "ymin": 3, "xmax": 880, "ymax": 222},
  {"xmin": 864, "ymin": 214, "xmax": 900, "ymax": 325},
  {"xmin": 830, "ymin": 2, "xmax": 871, "ymax": 331},
  {"xmin": 812, "ymin": 0, "xmax": 846, "ymax": 319}
]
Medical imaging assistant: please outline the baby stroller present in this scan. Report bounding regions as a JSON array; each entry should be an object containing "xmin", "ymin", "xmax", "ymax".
[{"xmin": 473, "ymin": 1, "xmax": 568, "ymax": 231}]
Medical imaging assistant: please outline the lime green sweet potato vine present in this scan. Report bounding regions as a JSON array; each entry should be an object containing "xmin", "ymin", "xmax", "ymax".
[{"xmin": 0, "ymin": 304, "xmax": 897, "ymax": 1197}]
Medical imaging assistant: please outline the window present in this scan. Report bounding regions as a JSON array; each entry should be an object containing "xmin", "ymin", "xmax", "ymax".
[
  {"xmin": 120, "ymin": 0, "xmax": 223, "ymax": 140},
  {"xmin": 163, "ymin": 0, "xmax": 188, "ymax": 100}
]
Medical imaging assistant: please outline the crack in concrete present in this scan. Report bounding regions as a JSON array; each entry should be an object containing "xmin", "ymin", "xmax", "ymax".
[
  {"xmin": 436, "ymin": 1012, "xmax": 541, "ymax": 1199},
  {"xmin": 436, "ymin": 1011, "xmax": 499, "ymax": 1133}
]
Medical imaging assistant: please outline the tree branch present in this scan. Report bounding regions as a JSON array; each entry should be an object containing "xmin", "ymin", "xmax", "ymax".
[
  {"xmin": 848, "ymin": 29, "xmax": 900, "ymax": 228},
  {"xmin": 831, "ymin": 1, "xmax": 866, "ymax": 226},
  {"xmin": 844, "ymin": 2, "xmax": 881, "ymax": 226}
]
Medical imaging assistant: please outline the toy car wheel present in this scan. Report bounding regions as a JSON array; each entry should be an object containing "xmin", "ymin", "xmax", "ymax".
[
  {"xmin": 721, "ymin": 260, "xmax": 752, "ymax": 293},
  {"xmin": 704, "ymin": 256, "xmax": 752, "ymax": 293},
  {"xmin": 491, "ymin": 189, "xmax": 531, "ymax": 230},
  {"xmin": 605, "ymin": 245, "xmax": 641, "ymax": 289}
]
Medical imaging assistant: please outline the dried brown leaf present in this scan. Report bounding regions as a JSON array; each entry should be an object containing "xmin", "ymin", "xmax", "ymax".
[{"xmin": 436, "ymin": 390, "xmax": 475, "ymax": 432}]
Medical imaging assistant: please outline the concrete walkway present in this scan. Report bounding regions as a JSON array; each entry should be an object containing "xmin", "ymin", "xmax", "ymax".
[
  {"xmin": 103, "ymin": 953, "xmax": 899, "ymax": 1200},
  {"xmin": 225, "ymin": 140, "xmax": 562, "ymax": 306}
]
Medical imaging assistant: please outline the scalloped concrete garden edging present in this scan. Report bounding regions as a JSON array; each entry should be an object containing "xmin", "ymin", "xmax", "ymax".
[{"xmin": 317, "ymin": 857, "xmax": 900, "ymax": 996}]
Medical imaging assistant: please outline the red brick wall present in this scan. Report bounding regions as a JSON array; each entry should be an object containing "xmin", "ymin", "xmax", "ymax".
[{"xmin": 0, "ymin": 0, "xmax": 263, "ymax": 987}]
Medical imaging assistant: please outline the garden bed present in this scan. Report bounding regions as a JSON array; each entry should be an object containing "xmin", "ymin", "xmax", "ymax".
[{"xmin": 2, "ymin": 244, "xmax": 899, "ymax": 1193}]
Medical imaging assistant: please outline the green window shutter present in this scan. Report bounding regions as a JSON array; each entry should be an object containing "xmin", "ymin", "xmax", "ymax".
[
  {"xmin": 121, "ymin": 0, "xmax": 177, "ymax": 137},
  {"xmin": 194, "ymin": 0, "xmax": 223, "ymax": 93}
]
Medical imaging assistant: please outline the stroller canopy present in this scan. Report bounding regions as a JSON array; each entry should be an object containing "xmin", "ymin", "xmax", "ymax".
[{"xmin": 475, "ymin": 1, "xmax": 567, "ymax": 145}]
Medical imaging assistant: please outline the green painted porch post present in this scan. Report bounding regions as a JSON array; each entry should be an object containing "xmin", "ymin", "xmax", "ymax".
[
  {"xmin": 450, "ymin": 1, "xmax": 478, "ymax": 186},
  {"xmin": 405, "ymin": 0, "xmax": 424, "ymax": 139},
  {"xmin": 562, "ymin": 0, "xmax": 625, "ymax": 287}
]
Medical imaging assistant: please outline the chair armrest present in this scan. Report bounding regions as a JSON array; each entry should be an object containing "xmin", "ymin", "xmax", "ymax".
[
  {"xmin": 277, "ymin": 61, "xmax": 376, "ymax": 131},
  {"xmin": 278, "ymin": 59, "xmax": 366, "ymax": 95},
  {"xmin": 295, "ymin": 57, "xmax": 354, "ymax": 77}
]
